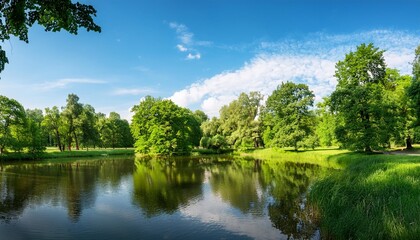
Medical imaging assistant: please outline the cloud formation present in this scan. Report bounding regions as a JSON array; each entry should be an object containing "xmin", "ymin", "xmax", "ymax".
[
  {"xmin": 186, "ymin": 53, "xmax": 201, "ymax": 60},
  {"xmin": 170, "ymin": 30, "xmax": 420, "ymax": 117},
  {"xmin": 36, "ymin": 78, "xmax": 106, "ymax": 90},
  {"xmin": 169, "ymin": 22, "xmax": 208, "ymax": 60}
]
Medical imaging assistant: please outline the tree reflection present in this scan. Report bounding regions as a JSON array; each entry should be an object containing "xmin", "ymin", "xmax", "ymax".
[
  {"xmin": 261, "ymin": 161, "xmax": 322, "ymax": 239},
  {"xmin": 132, "ymin": 157, "xmax": 205, "ymax": 217},
  {"xmin": 0, "ymin": 157, "xmax": 134, "ymax": 223},
  {"xmin": 208, "ymin": 159, "xmax": 267, "ymax": 216}
]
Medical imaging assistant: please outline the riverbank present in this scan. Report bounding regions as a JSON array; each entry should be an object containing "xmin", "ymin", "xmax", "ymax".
[
  {"xmin": 0, "ymin": 148, "xmax": 135, "ymax": 161},
  {"xmin": 243, "ymin": 147, "xmax": 420, "ymax": 239}
]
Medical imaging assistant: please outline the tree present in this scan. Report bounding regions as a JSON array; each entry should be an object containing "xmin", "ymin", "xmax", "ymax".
[
  {"xmin": 383, "ymin": 69, "xmax": 414, "ymax": 149},
  {"xmin": 408, "ymin": 45, "xmax": 420, "ymax": 128},
  {"xmin": 61, "ymin": 93, "xmax": 83, "ymax": 150},
  {"xmin": 330, "ymin": 43, "xmax": 391, "ymax": 152},
  {"xmin": 79, "ymin": 104, "xmax": 100, "ymax": 150},
  {"xmin": 0, "ymin": 0, "xmax": 101, "ymax": 74},
  {"xmin": 130, "ymin": 96, "xmax": 201, "ymax": 155},
  {"xmin": 315, "ymin": 97, "xmax": 337, "ymax": 147},
  {"xmin": 42, "ymin": 106, "xmax": 65, "ymax": 151},
  {"xmin": 193, "ymin": 110, "xmax": 208, "ymax": 124},
  {"xmin": 101, "ymin": 112, "xmax": 133, "ymax": 149},
  {"xmin": 262, "ymin": 82, "xmax": 314, "ymax": 151},
  {"xmin": 0, "ymin": 95, "xmax": 26, "ymax": 154},
  {"xmin": 25, "ymin": 108, "xmax": 46, "ymax": 154},
  {"xmin": 218, "ymin": 92, "xmax": 264, "ymax": 149}
]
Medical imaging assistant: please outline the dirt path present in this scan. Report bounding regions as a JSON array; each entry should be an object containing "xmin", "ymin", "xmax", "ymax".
[{"xmin": 388, "ymin": 149, "xmax": 420, "ymax": 156}]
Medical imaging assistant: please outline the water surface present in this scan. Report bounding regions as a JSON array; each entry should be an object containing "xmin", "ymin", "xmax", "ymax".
[{"xmin": 0, "ymin": 155, "xmax": 324, "ymax": 239}]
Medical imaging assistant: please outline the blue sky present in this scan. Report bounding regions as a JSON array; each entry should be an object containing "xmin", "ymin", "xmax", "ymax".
[{"xmin": 1, "ymin": 0, "xmax": 420, "ymax": 119}]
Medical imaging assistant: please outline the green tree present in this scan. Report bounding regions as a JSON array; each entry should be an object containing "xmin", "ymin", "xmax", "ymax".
[
  {"xmin": 25, "ymin": 108, "xmax": 46, "ymax": 154},
  {"xmin": 330, "ymin": 43, "xmax": 392, "ymax": 152},
  {"xmin": 42, "ymin": 106, "xmax": 65, "ymax": 151},
  {"xmin": 61, "ymin": 93, "xmax": 83, "ymax": 150},
  {"xmin": 0, "ymin": 0, "xmax": 100, "ymax": 74},
  {"xmin": 0, "ymin": 95, "xmax": 26, "ymax": 154},
  {"xmin": 201, "ymin": 117, "xmax": 221, "ymax": 138},
  {"xmin": 79, "ymin": 104, "xmax": 100, "ymax": 150},
  {"xmin": 193, "ymin": 110, "xmax": 208, "ymax": 124},
  {"xmin": 218, "ymin": 92, "xmax": 264, "ymax": 149},
  {"xmin": 385, "ymin": 69, "xmax": 416, "ymax": 149},
  {"xmin": 100, "ymin": 112, "xmax": 133, "ymax": 149},
  {"xmin": 408, "ymin": 45, "xmax": 420, "ymax": 129},
  {"xmin": 130, "ymin": 96, "xmax": 201, "ymax": 155},
  {"xmin": 262, "ymin": 82, "xmax": 315, "ymax": 151},
  {"xmin": 315, "ymin": 97, "xmax": 337, "ymax": 147}
]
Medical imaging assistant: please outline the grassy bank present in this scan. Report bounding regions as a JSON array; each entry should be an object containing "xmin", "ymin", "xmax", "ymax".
[
  {"xmin": 0, "ymin": 148, "xmax": 135, "ymax": 161},
  {"xmin": 240, "ymin": 147, "xmax": 346, "ymax": 169},
  {"xmin": 242, "ymin": 147, "xmax": 420, "ymax": 239},
  {"xmin": 309, "ymin": 153, "xmax": 420, "ymax": 239}
]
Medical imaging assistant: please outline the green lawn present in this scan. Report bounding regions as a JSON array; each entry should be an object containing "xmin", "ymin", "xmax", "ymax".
[{"xmin": 0, "ymin": 147, "xmax": 135, "ymax": 161}]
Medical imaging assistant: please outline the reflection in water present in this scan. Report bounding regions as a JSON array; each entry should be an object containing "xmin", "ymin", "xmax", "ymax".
[
  {"xmin": 0, "ymin": 157, "xmax": 134, "ymax": 223},
  {"xmin": 0, "ymin": 155, "xmax": 325, "ymax": 239},
  {"xmin": 132, "ymin": 156, "xmax": 205, "ymax": 217},
  {"xmin": 261, "ymin": 161, "xmax": 322, "ymax": 239},
  {"xmin": 209, "ymin": 159, "xmax": 266, "ymax": 216}
]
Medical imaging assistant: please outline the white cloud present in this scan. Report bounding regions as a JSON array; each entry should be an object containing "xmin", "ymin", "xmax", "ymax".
[
  {"xmin": 169, "ymin": 22, "xmax": 211, "ymax": 60},
  {"xmin": 36, "ymin": 78, "xmax": 106, "ymax": 90},
  {"xmin": 186, "ymin": 53, "xmax": 201, "ymax": 60},
  {"xmin": 176, "ymin": 44, "xmax": 188, "ymax": 52},
  {"xmin": 113, "ymin": 88, "xmax": 154, "ymax": 96},
  {"xmin": 180, "ymin": 183, "xmax": 283, "ymax": 239},
  {"xmin": 170, "ymin": 30, "xmax": 420, "ymax": 117},
  {"xmin": 169, "ymin": 22, "xmax": 193, "ymax": 45}
]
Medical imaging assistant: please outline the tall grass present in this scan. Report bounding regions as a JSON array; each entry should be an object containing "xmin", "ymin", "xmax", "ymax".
[{"xmin": 309, "ymin": 153, "xmax": 420, "ymax": 239}]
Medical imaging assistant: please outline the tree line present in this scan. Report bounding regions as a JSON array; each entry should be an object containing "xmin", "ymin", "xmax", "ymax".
[
  {"xmin": 197, "ymin": 43, "xmax": 420, "ymax": 152},
  {"xmin": 2, "ymin": 43, "xmax": 420, "ymax": 156},
  {"xmin": 0, "ymin": 93, "xmax": 133, "ymax": 156}
]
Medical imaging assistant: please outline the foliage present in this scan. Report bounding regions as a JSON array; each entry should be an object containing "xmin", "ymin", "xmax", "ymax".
[
  {"xmin": 218, "ymin": 92, "xmax": 264, "ymax": 149},
  {"xmin": 384, "ymin": 69, "xmax": 415, "ymax": 148},
  {"xmin": 130, "ymin": 96, "xmax": 201, "ymax": 155},
  {"xmin": 331, "ymin": 43, "xmax": 393, "ymax": 152},
  {"xmin": 0, "ymin": 95, "xmax": 26, "ymax": 154},
  {"xmin": 100, "ymin": 112, "xmax": 133, "ymax": 149},
  {"xmin": 315, "ymin": 97, "xmax": 337, "ymax": 147},
  {"xmin": 262, "ymin": 82, "xmax": 315, "ymax": 150},
  {"xmin": 0, "ymin": 0, "xmax": 101, "ymax": 73},
  {"xmin": 42, "ymin": 106, "xmax": 65, "ymax": 151},
  {"xmin": 408, "ymin": 45, "xmax": 420, "ymax": 127}
]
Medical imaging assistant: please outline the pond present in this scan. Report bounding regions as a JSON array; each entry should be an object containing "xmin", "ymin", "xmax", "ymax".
[{"xmin": 0, "ymin": 155, "xmax": 326, "ymax": 239}]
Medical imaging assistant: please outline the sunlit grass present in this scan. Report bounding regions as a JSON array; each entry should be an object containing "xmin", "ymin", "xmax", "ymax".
[
  {"xmin": 0, "ymin": 148, "xmax": 135, "ymax": 161},
  {"xmin": 309, "ymin": 153, "xmax": 420, "ymax": 239},
  {"xmin": 239, "ymin": 147, "xmax": 420, "ymax": 239},
  {"xmin": 240, "ymin": 147, "xmax": 347, "ymax": 169}
]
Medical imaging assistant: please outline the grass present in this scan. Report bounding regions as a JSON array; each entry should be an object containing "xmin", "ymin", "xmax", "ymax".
[
  {"xmin": 240, "ymin": 147, "xmax": 346, "ymax": 169},
  {"xmin": 0, "ymin": 147, "xmax": 135, "ymax": 161},
  {"xmin": 242, "ymin": 147, "xmax": 420, "ymax": 239},
  {"xmin": 309, "ymin": 152, "xmax": 420, "ymax": 239}
]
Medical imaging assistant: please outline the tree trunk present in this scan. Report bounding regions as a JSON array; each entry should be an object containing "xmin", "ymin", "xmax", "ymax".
[
  {"xmin": 406, "ymin": 135, "xmax": 413, "ymax": 150},
  {"xmin": 55, "ymin": 129, "xmax": 63, "ymax": 152},
  {"xmin": 73, "ymin": 132, "xmax": 79, "ymax": 150}
]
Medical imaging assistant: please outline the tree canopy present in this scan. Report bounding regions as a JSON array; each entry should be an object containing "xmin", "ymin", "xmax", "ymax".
[
  {"xmin": 262, "ymin": 82, "xmax": 315, "ymax": 150},
  {"xmin": 330, "ymin": 43, "xmax": 404, "ymax": 152},
  {"xmin": 0, "ymin": 0, "xmax": 101, "ymax": 73},
  {"xmin": 130, "ymin": 96, "xmax": 202, "ymax": 155}
]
